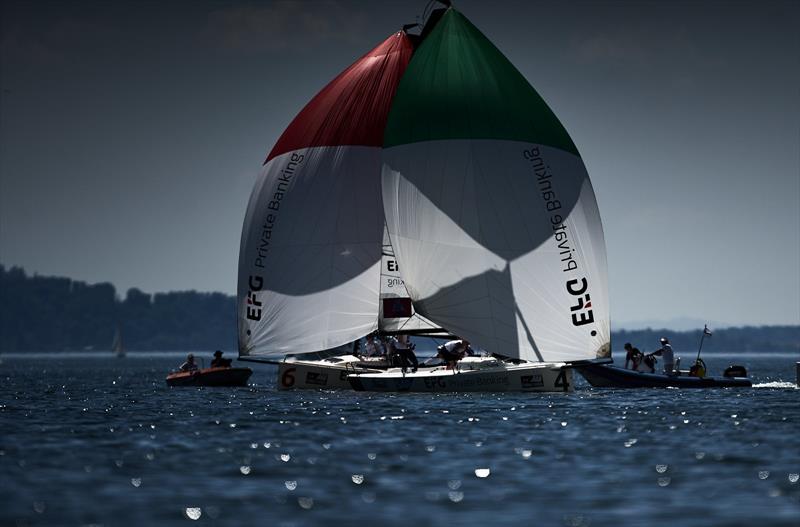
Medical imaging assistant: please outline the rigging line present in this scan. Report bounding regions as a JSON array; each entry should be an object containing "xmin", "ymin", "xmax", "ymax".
[
  {"xmin": 514, "ymin": 300, "xmax": 545, "ymax": 362},
  {"xmin": 420, "ymin": 0, "xmax": 436, "ymax": 25},
  {"xmin": 375, "ymin": 222, "xmax": 389, "ymax": 330},
  {"xmin": 395, "ymin": 313, "xmax": 441, "ymax": 331}
]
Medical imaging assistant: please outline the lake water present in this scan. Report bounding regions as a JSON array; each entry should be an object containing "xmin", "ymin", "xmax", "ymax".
[{"xmin": 1, "ymin": 352, "xmax": 798, "ymax": 526}]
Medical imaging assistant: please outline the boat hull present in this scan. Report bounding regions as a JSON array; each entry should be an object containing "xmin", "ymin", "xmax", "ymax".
[
  {"xmin": 166, "ymin": 367, "xmax": 252, "ymax": 387},
  {"xmin": 348, "ymin": 363, "xmax": 573, "ymax": 393},
  {"xmin": 575, "ymin": 363, "xmax": 751, "ymax": 388},
  {"xmin": 277, "ymin": 359, "xmax": 386, "ymax": 390}
]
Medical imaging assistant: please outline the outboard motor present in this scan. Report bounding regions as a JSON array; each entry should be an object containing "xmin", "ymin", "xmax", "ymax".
[
  {"xmin": 689, "ymin": 358, "xmax": 707, "ymax": 378},
  {"xmin": 723, "ymin": 365, "xmax": 748, "ymax": 378}
]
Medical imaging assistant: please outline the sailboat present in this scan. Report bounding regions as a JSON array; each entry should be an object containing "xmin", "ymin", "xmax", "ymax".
[
  {"xmin": 112, "ymin": 325, "xmax": 125, "ymax": 358},
  {"xmin": 237, "ymin": 4, "xmax": 610, "ymax": 392}
]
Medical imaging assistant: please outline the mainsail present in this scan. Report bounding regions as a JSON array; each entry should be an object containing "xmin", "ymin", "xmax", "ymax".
[
  {"xmin": 381, "ymin": 8, "xmax": 610, "ymax": 362},
  {"xmin": 378, "ymin": 225, "xmax": 440, "ymax": 334},
  {"xmin": 238, "ymin": 32, "xmax": 413, "ymax": 357}
]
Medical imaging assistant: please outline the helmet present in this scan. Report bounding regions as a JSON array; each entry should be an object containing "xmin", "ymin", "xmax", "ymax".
[{"xmin": 659, "ymin": 337, "xmax": 668, "ymax": 344}]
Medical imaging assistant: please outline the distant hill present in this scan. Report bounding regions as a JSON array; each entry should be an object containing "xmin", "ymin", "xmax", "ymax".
[
  {"xmin": 613, "ymin": 317, "xmax": 732, "ymax": 332},
  {"xmin": 612, "ymin": 327, "xmax": 799, "ymax": 354},
  {"xmin": 1, "ymin": 265, "xmax": 798, "ymax": 353},
  {"xmin": 0, "ymin": 265, "xmax": 235, "ymax": 352}
]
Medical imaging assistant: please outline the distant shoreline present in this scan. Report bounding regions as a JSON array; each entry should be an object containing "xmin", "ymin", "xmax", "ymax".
[{"xmin": 2, "ymin": 265, "xmax": 798, "ymax": 353}]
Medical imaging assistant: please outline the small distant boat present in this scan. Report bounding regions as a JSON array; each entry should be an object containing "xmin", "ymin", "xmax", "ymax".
[
  {"xmin": 166, "ymin": 367, "xmax": 253, "ymax": 387},
  {"xmin": 112, "ymin": 326, "xmax": 125, "ymax": 358},
  {"xmin": 575, "ymin": 363, "xmax": 752, "ymax": 389}
]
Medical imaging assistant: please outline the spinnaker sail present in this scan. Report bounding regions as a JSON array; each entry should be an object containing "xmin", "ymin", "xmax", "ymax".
[
  {"xmin": 238, "ymin": 7, "xmax": 610, "ymax": 365},
  {"xmin": 381, "ymin": 9, "xmax": 610, "ymax": 362},
  {"xmin": 238, "ymin": 32, "xmax": 413, "ymax": 358}
]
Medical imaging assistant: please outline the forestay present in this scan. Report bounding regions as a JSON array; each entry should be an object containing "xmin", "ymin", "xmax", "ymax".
[{"xmin": 381, "ymin": 9, "xmax": 610, "ymax": 362}]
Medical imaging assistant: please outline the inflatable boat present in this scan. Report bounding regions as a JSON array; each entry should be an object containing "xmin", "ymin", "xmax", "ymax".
[
  {"xmin": 575, "ymin": 363, "xmax": 751, "ymax": 388},
  {"xmin": 166, "ymin": 367, "xmax": 252, "ymax": 387}
]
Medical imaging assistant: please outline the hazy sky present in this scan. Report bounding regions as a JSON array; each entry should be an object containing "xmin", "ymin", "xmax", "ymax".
[{"xmin": 1, "ymin": 0, "xmax": 798, "ymax": 328}]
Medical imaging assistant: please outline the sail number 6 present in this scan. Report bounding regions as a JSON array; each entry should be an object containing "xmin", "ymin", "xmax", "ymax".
[{"xmin": 281, "ymin": 367, "xmax": 296, "ymax": 388}]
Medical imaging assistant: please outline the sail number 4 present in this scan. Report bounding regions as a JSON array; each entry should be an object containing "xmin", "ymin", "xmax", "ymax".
[{"xmin": 554, "ymin": 368, "xmax": 570, "ymax": 392}]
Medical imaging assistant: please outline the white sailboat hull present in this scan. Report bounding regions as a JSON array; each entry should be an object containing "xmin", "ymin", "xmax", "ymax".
[
  {"xmin": 276, "ymin": 356, "xmax": 387, "ymax": 390},
  {"xmin": 348, "ymin": 361, "xmax": 573, "ymax": 393}
]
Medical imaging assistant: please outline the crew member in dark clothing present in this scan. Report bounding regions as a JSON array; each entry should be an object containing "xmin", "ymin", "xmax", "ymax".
[
  {"xmin": 210, "ymin": 350, "xmax": 232, "ymax": 368},
  {"xmin": 623, "ymin": 342, "xmax": 644, "ymax": 370},
  {"xmin": 393, "ymin": 334, "xmax": 418, "ymax": 373},
  {"xmin": 179, "ymin": 353, "xmax": 198, "ymax": 372}
]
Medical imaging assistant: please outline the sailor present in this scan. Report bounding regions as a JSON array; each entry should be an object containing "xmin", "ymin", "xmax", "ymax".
[
  {"xmin": 623, "ymin": 342, "xmax": 643, "ymax": 370},
  {"xmin": 654, "ymin": 337, "xmax": 675, "ymax": 375},
  {"xmin": 438, "ymin": 339, "xmax": 472, "ymax": 369},
  {"xmin": 210, "ymin": 350, "xmax": 232, "ymax": 368},
  {"xmin": 363, "ymin": 334, "xmax": 380, "ymax": 357},
  {"xmin": 179, "ymin": 353, "xmax": 198, "ymax": 372},
  {"xmin": 393, "ymin": 334, "xmax": 418, "ymax": 373}
]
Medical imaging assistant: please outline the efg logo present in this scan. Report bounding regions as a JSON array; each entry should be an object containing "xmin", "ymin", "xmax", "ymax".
[
  {"xmin": 246, "ymin": 275, "xmax": 263, "ymax": 321},
  {"xmin": 566, "ymin": 277, "xmax": 597, "ymax": 336}
]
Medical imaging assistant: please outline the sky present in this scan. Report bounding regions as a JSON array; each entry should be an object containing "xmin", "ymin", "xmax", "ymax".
[{"xmin": 1, "ymin": 0, "xmax": 798, "ymax": 329}]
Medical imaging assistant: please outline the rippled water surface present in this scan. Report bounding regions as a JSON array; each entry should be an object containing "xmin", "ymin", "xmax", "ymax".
[{"xmin": 1, "ymin": 352, "xmax": 798, "ymax": 526}]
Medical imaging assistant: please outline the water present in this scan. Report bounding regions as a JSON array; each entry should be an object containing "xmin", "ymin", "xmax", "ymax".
[{"xmin": 1, "ymin": 352, "xmax": 798, "ymax": 526}]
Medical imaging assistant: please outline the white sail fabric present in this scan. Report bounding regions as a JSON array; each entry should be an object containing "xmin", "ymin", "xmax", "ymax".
[
  {"xmin": 237, "ymin": 31, "xmax": 412, "ymax": 358},
  {"xmin": 382, "ymin": 140, "xmax": 610, "ymax": 362},
  {"xmin": 378, "ymin": 226, "xmax": 441, "ymax": 333},
  {"xmin": 238, "ymin": 146, "xmax": 383, "ymax": 357}
]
